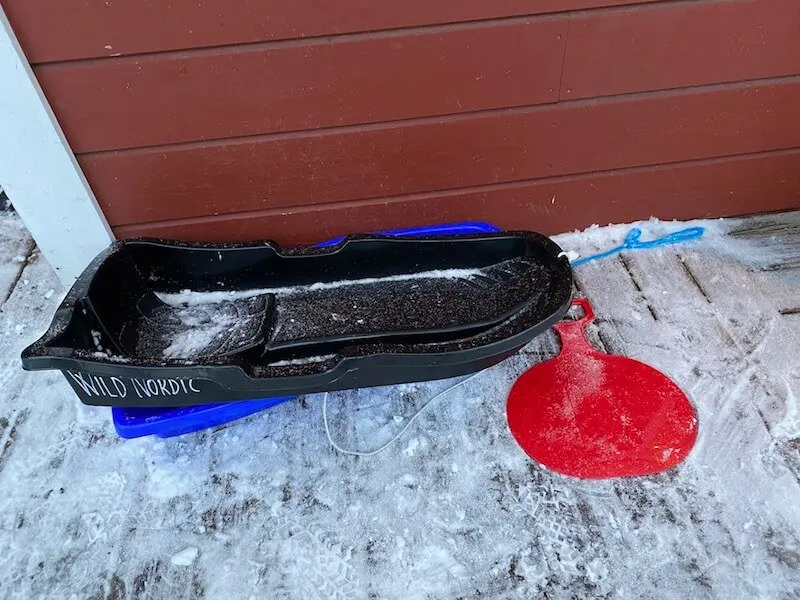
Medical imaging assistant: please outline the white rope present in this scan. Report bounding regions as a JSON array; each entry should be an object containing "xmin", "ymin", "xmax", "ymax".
[{"xmin": 322, "ymin": 370, "xmax": 484, "ymax": 457}]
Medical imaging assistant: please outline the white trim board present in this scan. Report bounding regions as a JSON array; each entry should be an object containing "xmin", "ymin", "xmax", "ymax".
[{"xmin": 0, "ymin": 6, "xmax": 113, "ymax": 284}]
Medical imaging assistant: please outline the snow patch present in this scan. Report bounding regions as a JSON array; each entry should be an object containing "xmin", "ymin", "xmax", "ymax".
[
  {"xmin": 1, "ymin": 212, "xmax": 800, "ymax": 599},
  {"xmin": 170, "ymin": 546, "xmax": 199, "ymax": 566},
  {"xmin": 267, "ymin": 354, "xmax": 336, "ymax": 367},
  {"xmin": 161, "ymin": 306, "xmax": 238, "ymax": 360},
  {"xmin": 559, "ymin": 250, "xmax": 580, "ymax": 262},
  {"xmin": 158, "ymin": 267, "xmax": 485, "ymax": 306}
]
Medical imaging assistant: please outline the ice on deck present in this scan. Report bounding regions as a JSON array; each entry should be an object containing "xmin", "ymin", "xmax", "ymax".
[{"xmin": 0, "ymin": 211, "xmax": 799, "ymax": 599}]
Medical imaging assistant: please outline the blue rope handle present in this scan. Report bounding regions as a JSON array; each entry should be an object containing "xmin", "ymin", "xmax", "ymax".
[{"xmin": 571, "ymin": 226, "xmax": 705, "ymax": 267}]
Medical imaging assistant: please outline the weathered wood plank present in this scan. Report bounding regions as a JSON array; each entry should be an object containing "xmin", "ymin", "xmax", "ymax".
[
  {"xmin": 1, "ymin": 214, "xmax": 799, "ymax": 599},
  {"xmin": 0, "ymin": 214, "xmax": 33, "ymax": 305}
]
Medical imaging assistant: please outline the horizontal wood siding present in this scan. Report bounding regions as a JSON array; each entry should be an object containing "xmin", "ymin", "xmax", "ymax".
[
  {"xmin": 561, "ymin": 0, "xmax": 800, "ymax": 99},
  {"xmin": 114, "ymin": 149, "xmax": 800, "ymax": 244},
  {"xmin": 82, "ymin": 78, "xmax": 800, "ymax": 226},
  {"xmin": 6, "ymin": 0, "xmax": 800, "ymax": 240},
  {"xmin": 4, "ymin": 0, "xmax": 661, "ymax": 63},
  {"xmin": 31, "ymin": 0, "xmax": 800, "ymax": 153},
  {"xmin": 35, "ymin": 19, "xmax": 567, "ymax": 152}
]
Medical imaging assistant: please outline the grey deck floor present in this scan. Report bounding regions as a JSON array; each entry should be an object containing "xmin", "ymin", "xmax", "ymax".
[{"xmin": 0, "ymin": 212, "xmax": 799, "ymax": 600}]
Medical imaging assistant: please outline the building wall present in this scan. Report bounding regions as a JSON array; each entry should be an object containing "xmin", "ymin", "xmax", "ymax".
[{"xmin": 5, "ymin": 0, "xmax": 800, "ymax": 244}]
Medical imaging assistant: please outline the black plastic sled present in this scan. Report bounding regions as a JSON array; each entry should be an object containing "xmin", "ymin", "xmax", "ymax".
[{"xmin": 22, "ymin": 230, "xmax": 572, "ymax": 407}]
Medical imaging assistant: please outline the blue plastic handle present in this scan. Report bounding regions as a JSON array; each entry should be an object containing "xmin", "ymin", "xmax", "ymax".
[
  {"xmin": 571, "ymin": 226, "xmax": 704, "ymax": 267},
  {"xmin": 622, "ymin": 226, "xmax": 705, "ymax": 250}
]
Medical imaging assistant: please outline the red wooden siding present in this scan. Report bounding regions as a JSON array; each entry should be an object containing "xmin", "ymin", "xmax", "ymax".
[
  {"xmin": 115, "ymin": 149, "xmax": 800, "ymax": 244},
  {"xmin": 82, "ymin": 78, "xmax": 800, "ymax": 226},
  {"xmin": 3, "ymin": 0, "xmax": 662, "ymax": 63},
  {"xmin": 36, "ymin": 19, "xmax": 567, "ymax": 153},
  {"xmin": 5, "ymin": 0, "xmax": 800, "ymax": 241},
  {"xmin": 561, "ymin": 0, "xmax": 800, "ymax": 99},
  {"xmin": 32, "ymin": 0, "xmax": 800, "ymax": 153}
]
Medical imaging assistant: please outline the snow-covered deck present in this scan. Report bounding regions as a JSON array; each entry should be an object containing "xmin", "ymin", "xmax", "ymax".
[{"xmin": 1, "ymin": 212, "xmax": 799, "ymax": 599}]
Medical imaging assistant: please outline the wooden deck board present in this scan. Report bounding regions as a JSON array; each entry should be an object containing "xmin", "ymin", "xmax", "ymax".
[
  {"xmin": 0, "ymin": 213, "xmax": 799, "ymax": 598},
  {"xmin": 0, "ymin": 214, "xmax": 34, "ymax": 306}
]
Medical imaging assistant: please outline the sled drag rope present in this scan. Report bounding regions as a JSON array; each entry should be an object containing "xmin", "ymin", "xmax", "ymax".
[
  {"xmin": 570, "ymin": 226, "xmax": 704, "ymax": 267},
  {"xmin": 322, "ymin": 370, "xmax": 485, "ymax": 457}
]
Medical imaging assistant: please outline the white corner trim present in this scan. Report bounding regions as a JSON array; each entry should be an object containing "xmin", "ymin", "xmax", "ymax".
[{"xmin": 0, "ymin": 7, "xmax": 113, "ymax": 284}]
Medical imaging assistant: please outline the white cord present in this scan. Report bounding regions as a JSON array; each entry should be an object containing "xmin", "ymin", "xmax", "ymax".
[{"xmin": 322, "ymin": 370, "xmax": 484, "ymax": 457}]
